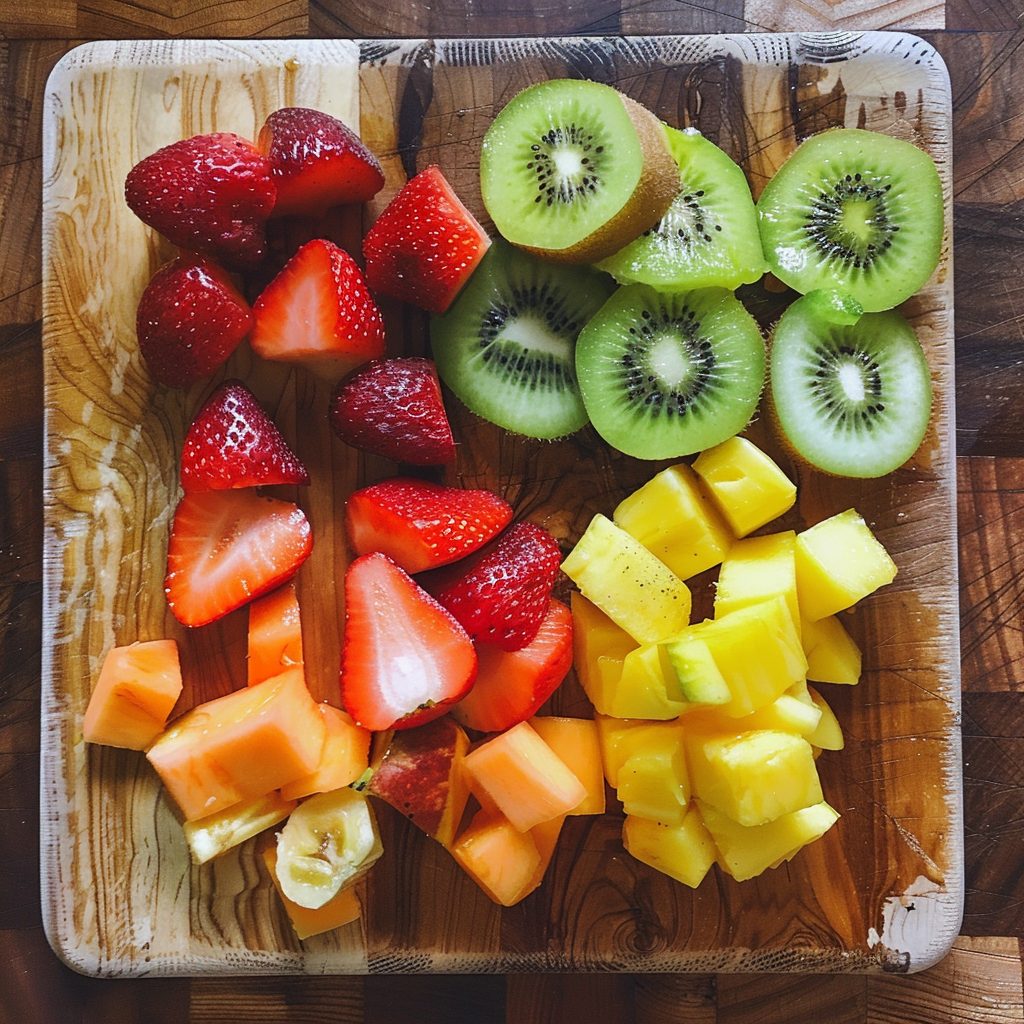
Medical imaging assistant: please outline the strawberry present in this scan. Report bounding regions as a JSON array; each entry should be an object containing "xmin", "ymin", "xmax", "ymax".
[
  {"xmin": 329, "ymin": 357, "xmax": 456, "ymax": 466},
  {"xmin": 340, "ymin": 551, "xmax": 477, "ymax": 731},
  {"xmin": 125, "ymin": 132, "xmax": 276, "ymax": 269},
  {"xmin": 345, "ymin": 477, "xmax": 512, "ymax": 574},
  {"xmin": 181, "ymin": 379, "xmax": 310, "ymax": 492},
  {"xmin": 451, "ymin": 599, "xmax": 573, "ymax": 733},
  {"xmin": 165, "ymin": 489, "xmax": 312, "ymax": 627},
  {"xmin": 425, "ymin": 521, "xmax": 563, "ymax": 650},
  {"xmin": 258, "ymin": 107, "xmax": 385, "ymax": 217},
  {"xmin": 363, "ymin": 165, "xmax": 490, "ymax": 314},
  {"xmin": 135, "ymin": 257, "xmax": 254, "ymax": 389},
  {"xmin": 249, "ymin": 238, "xmax": 385, "ymax": 373}
]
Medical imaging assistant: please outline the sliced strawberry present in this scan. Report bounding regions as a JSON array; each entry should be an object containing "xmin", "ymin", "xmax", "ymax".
[
  {"xmin": 345, "ymin": 477, "xmax": 512, "ymax": 574},
  {"xmin": 363, "ymin": 165, "xmax": 490, "ymax": 314},
  {"xmin": 451, "ymin": 599, "xmax": 573, "ymax": 733},
  {"xmin": 181, "ymin": 379, "xmax": 310, "ymax": 492},
  {"xmin": 329, "ymin": 357, "xmax": 455, "ymax": 466},
  {"xmin": 135, "ymin": 257, "xmax": 254, "ymax": 389},
  {"xmin": 258, "ymin": 107, "xmax": 385, "ymax": 217},
  {"xmin": 340, "ymin": 551, "xmax": 477, "ymax": 731},
  {"xmin": 125, "ymin": 132, "xmax": 276, "ymax": 269},
  {"xmin": 425, "ymin": 521, "xmax": 563, "ymax": 650},
  {"xmin": 250, "ymin": 238, "xmax": 385, "ymax": 374},
  {"xmin": 165, "ymin": 489, "xmax": 312, "ymax": 627}
]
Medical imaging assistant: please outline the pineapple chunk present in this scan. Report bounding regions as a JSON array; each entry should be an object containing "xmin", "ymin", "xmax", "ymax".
[
  {"xmin": 615, "ymin": 643, "xmax": 690, "ymax": 719},
  {"xmin": 692, "ymin": 436, "xmax": 796, "ymax": 537},
  {"xmin": 571, "ymin": 592, "xmax": 639, "ymax": 716},
  {"xmin": 616, "ymin": 726, "xmax": 690, "ymax": 826},
  {"xmin": 661, "ymin": 635, "xmax": 732, "ymax": 706},
  {"xmin": 623, "ymin": 805, "xmax": 717, "ymax": 888},
  {"xmin": 795, "ymin": 509, "xmax": 897, "ymax": 620},
  {"xmin": 613, "ymin": 462, "xmax": 733, "ymax": 580},
  {"xmin": 802, "ymin": 613, "xmax": 862, "ymax": 684},
  {"xmin": 730, "ymin": 690, "xmax": 823, "ymax": 737},
  {"xmin": 806, "ymin": 685, "xmax": 845, "ymax": 751},
  {"xmin": 714, "ymin": 530, "xmax": 800, "ymax": 633},
  {"xmin": 562, "ymin": 514, "xmax": 691, "ymax": 645},
  {"xmin": 593, "ymin": 715, "xmax": 684, "ymax": 788}
]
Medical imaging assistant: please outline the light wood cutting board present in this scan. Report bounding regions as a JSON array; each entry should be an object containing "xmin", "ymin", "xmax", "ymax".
[{"xmin": 40, "ymin": 34, "xmax": 961, "ymax": 977}]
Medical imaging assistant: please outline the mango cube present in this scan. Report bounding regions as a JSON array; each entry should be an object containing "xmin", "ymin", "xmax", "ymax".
[
  {"xmin": 714, "ymin": 530, "xmax": 800, "ymax": 632},
  {"xmin": 802, "ymin": 613, "xmax": 862, "ymax": 684},
  {"xmin": 623, "ymin": 805, "xmax": 717, "ymax": 888}
]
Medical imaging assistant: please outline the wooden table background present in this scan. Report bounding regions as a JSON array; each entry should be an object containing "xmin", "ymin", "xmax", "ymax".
[{"xmin": 2, "ymin": 0, "xmax": 1024, "ymax": 1020}]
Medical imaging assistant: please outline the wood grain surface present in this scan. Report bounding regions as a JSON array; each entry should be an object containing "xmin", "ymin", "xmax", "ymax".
[{"xmin": 4, "ymin": 0, "xmax": 1024, "ymax": 1020}]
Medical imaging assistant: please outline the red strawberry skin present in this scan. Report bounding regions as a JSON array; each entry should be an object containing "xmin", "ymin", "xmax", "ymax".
[
  {"xmin": 165, "ymin": 489, "xmax": 312, "ymax": 627},
  {"xmin": 135, "ymin": 257, "xmax": 254, "ymax": 389},
  {"xmin": 181, "ymin": 379, "xmax": 310, "ymax": 492},
  {"xmin": 363, "ymin": 165, "xmax": 491, "ymax": 314},
  {"xmin": 345, "ymin": 478, "xmax": 512, "ymax": 574},
  {"xmin": 258, "ymin": 107, "xmax": 385, "ymax": 217},
  {"xmin": 451, "ymin": 599, "xmax": 573, "ymax": 733},
  {"xmin": 426, "ymin": 521, "xmax": 563, "ymax": 650},
  {"xmin": 340, "ymin": 551, "xmax": 477, "ymax": 731},
  {"xmin": 250, "ymin": 238, "xmax": 385, "ymax": 372},
  {"xmin": 125, "ymin": 132, "xmax": 276, "ymax": 270},
  {"xmin": 329, "ymin": 357, "xmax": 455, "ymax": 466}
]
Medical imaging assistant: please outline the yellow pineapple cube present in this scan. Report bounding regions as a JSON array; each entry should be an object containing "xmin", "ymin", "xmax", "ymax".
[
  {"xmin": 593, "ymin": 715, "xmax": 684, "ymax": 788},
  {"xmin": 612, "ymin": 643, "xmax": 688, "ymax": 720},
  {"xmin": 806, "ymin": 686, "xmax": 844, "ymax": 751},
  {"xmin": 732, "ymin": 690, "xmax": 823, "ymax": 737},
  {"xmin": 562, "ymin": 514, "xmax": 692, "ymax": 644},
  {"xmin": 613, "ymin": 462, "xmax": 733, "ymax": 580},
  {"xmin": 795, "ymin": 509, "xmax": 897, "ymax": 620},
  {"xmin": 623, "ymin": 804, "xmax": 717, "ymax": 888},
  {"xmin": 571, "ymin": 592, "xmax": 639, "ymax": 716},
  {"xmin": 661, "ymin": 635, "xmax": 732, "ymax": 706},
  {"xmin": 801, "ymin": 613, "xmax": 862, "ymax": 684},
  {"xmin": 714, "ymin": 530, "xmax": 800, "ymax": 632},
  {"xmin": 692, "ymin": 436, "xmax": 796, "ymax": 537},
  {"xmin": 616, "ymin": 729, "xmax": 690, "ymax": 826}
]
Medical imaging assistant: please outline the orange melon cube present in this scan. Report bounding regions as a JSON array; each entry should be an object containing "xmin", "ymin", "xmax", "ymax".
[
  {"xmin": 83, "ymin": 640, "xmax": 183, "ymax": 751},
  {"xmin": 279, "ymin": 704, "xmax": 371, "ymax": 801},
  {"xmin": 528, "ymin": 716, "xmax": 606, "ymax": 815},
  {"xmin": 146, "ymin": 667, "xmax": 326, "ymax": 821},
  {"xmin": 450, "ymin": 807, "xmax": 542, "ymax": 906},
  {"xmin": 248, "ymin": 581, "xmax": 304, "ymax": 686},
  {"xmin": 462, "ymin": 721, "xmax": 587, "ymax": 832}
]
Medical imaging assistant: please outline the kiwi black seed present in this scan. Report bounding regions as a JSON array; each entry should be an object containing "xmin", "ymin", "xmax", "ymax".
[
  {"xmin": 757, "ymin": 128, "xmax": 944, "ymax": 312},
  {"xmin": 768, "ymin": 293, "xmax": 932, "ymax": 478},
  {"xmin": 575, "ymin": 285, "xmax": 766, "ymax": 460},
  {"xmin": 480, "ymin": 79, "xmax": 678, "ymax": 264},
  {"xmin": 429, "ymin": 238, "xmax": 615, "ymax": 439}
]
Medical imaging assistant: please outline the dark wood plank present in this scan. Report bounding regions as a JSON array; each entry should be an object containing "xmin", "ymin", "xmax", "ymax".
[
  {"xmin": 363, "ymin": 974, "xmax": 505, "ymax": 1024},
  {"xmin": 506, "ymin": 974, "xmax": 635, "ymax": 1024},
  {"xmin": 189, "ymin": 978, "xmax": 365, "ymax": 1023},
  {"xmin": 717, "ymin": 974, "xmax": 865, "ymax": 1024},
  {"xmin": 634, "ymin": 975, "xmax": 718, "ymax": 1024},
  {"xmin": 948, "ymin": 0, "xmax": 1024, "ymax": 31}
]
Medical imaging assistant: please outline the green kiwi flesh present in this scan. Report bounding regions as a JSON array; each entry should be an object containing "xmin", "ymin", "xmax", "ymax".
[
  {"xmin": 757, "ymin": 128, "xmax": 943, "ymax": 312},
  {"xmin": 575, "ymin": 285, "xmax": 766, "ymax": 460},
  {"xmin": 597, "ymin": 126, "xmax": 767, "ymax": 290},
  {"xmin": 769, "ymin": 294, "xmax": 932, "ymax": 478},
  {"xmin": 480, "ymin": 79, "xmax": 677, "ymax": 264},
  {"xmin": 430, "ymin": 238, "xmax": 615, "ymax": 439}
]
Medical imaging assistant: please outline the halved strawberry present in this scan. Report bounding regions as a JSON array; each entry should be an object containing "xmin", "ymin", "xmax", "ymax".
[
  {"xmin": 363, "ymin": 165, "xmax": 490, "ymax": 314},
  {"xmin": 425, "ymin": 521, "xmax": 563, "ymax": 650},
  {"xmin": 329, "ymin": 357, "xmax": 455, "ymax": 466},
  {"xmin": 250, "ymin": 238, "xmax": 385, "ymax": 374},
  {"xmin": 181, "ymin": 379, "xmax": 310, "ymax": 492},
  {"xmin": 340, "ymin": 551, "xmax": 477, "ymax": 731},
  {"xmin": 451, "ymin": 599, "xmax": 573, "ymax": 733},
  {"xmin": 136, "ymin": 257, "xmax": 254, "ymax": 389},
  {"xmin": 345, "ymin": 477, "xmax": 512, "ymax": 573},
  {"xmin": 125, "ymin": 132, "xmax": 276, "ymax": 269},
  {"xmin": 165, "ymin": 489, "xmax": 312, "ymax": 627},
  {"xmin": 258, "ymin": 107, "xmax": 385, "ymax": 217}
]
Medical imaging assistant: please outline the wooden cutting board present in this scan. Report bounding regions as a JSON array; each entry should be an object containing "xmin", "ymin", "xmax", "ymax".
[{"xmin": 40, "ymin": 34, "xmax": 961, "ymax": 977}]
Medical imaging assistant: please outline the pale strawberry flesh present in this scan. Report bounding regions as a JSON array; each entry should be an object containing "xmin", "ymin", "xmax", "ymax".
[
  {"xmin": 340, "ymin": 552, "xmax": 477, "ymax": 731},
  {"xmin": 181, "ymin": 379, "xmax": 310, "ymax": 492},
  {"xmin": 329, "ymin": 357, "xmax": 456, "ymax": 466}
]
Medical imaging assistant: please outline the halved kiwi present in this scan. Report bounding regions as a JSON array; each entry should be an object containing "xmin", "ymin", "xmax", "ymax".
[
  {"xmin": 429, "ymin": 238, "xmax": 615, "ymax": 439},
  {"xmin": 479, "ymin": 79, "xmax": 678, "ymax": 264},
  {"xmin": 768, "ymin": 294, "xmax": 932, "ymax": 478},
  {"xmin": 597, "ymin": 125, "xmax": 767, "ymax": 290},
  {"xmin": 757, "ymin": 128, "xmax": 944, "ymax": 312},
  {"xmin": 575, "ymin": 285, "xmax": 766, "ymax": 460}
]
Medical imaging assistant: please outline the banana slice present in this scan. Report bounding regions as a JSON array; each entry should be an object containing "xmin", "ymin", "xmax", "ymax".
[{"xmin": 276, "ymin": 787, "xmax": 383, "ymax": 909}]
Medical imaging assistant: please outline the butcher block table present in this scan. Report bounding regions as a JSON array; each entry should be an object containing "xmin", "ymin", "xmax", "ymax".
[{"xmin": 3, "ymin": 0, "xmax": 1024, "ymax": 1019}]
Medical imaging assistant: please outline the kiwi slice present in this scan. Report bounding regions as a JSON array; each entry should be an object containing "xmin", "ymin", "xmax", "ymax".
[
  {"xmin": 757, "ymin": 128, "xmax": 944, "ymax": 312},
  {"xmin": 430, "ymin": 237, "xmax": 615, "ymax": 439},
  {"xmin": 480, "ymin": 79, "xmax": 678, "ymax": 264},
  {"xmin": 768, "ymin": 294, "xmax": 932, "ymax": 478},
  {"xmin": 575, "ymin": 285, "xmax": 766, "ymax": 460},
  {"xmin": 597, "ymin": 126, "xmax": 767, "ymax": 290}
]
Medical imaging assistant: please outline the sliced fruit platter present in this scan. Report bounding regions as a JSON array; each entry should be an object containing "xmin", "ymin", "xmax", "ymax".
[{"xmin": 40, "ymin": 35, "xmax": 960, "ymax": 976}]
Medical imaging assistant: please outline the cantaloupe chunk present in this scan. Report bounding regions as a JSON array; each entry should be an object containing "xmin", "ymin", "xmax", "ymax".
[
  {"xmin": 463, "ymin": 720, "xmax": 586, "ymax": 832},
  {"xmin": 183, "ymin": 791, "xmax": 297, "ymax": 865},
  {"xmin": 529, "ymin": 716, "xmax": 606, "ymax": 815},
  {"xmin": 83, "ymin": 640, "xmax": 183, "ymax": 750},
  {"xmin": 450, "ymin": 807, "xmax": 543, "ymax": 906},
  {"xmin": 262, "ymin": 844, "xmax": 362, "ymax": 940},
  {"xmin": 146, "ymin": 667, "xmax": 326, "ymax": 821},
  {"xmin": 279, "ymin": 704, "xmax": 371, "ymax": 801},
  {"xmin": 248, "ymin": 581, "xmax": 304, "ymax": 686}
]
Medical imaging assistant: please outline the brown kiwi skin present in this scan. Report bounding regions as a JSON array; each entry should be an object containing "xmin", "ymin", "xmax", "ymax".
[{"xmin": 515, "ymin": 93, "xmax": 679, "ymax": 266}]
